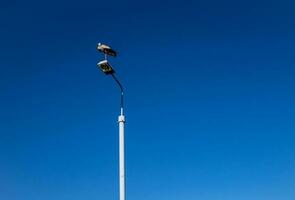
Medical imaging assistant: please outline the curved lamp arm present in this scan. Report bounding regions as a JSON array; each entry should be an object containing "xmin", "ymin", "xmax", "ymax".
[{"xmin": 111, "ymin": 74, "xmax": 124, "ymax": 115}]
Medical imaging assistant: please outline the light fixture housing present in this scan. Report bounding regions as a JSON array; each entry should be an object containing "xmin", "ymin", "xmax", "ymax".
[
  {"xmin": 97, "ymin": 60, "xmax": 115, "ymax": 75},
  {"xmin": 97, "ymin": 43, "xmax": 117, "ymax": 57}
]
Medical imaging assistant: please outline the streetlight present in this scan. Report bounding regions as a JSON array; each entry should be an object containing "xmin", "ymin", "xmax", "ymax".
[
  {"xmin": 97, "ymin": 60, "xmax": 115, "ymax": 75},
  {"xmin": 97, "ymin": 43, "xmax": 126, "ymax": 200},
  {"xmin": 97, "ymin": 43, "xmax": 117, "ymax": 57}
]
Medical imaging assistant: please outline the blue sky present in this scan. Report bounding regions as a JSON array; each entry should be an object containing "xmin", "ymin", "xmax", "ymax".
[{"xmin": 1, "ymin": 0, "xmax": 295, "ymax": 200}]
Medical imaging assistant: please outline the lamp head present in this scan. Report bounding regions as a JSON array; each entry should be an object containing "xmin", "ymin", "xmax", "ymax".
[
  {"xmin": 97, "ymin": 43, "xmax": 117, "ymax": 57},
  {"xmin": 97, "ymin": 60, "xmax": 115, "ymax": 75}
]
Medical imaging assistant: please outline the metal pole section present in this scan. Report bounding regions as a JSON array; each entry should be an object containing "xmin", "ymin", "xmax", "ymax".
[
  {"xmin": 118, "ymin": 114, "xmax": 125, "ymax": 200},
  {"xmin": 111, "ymin": 74, "xmax": 125, "ymax": 200}
]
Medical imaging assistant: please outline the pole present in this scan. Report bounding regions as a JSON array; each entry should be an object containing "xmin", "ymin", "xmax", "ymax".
[
  {"xmin": 118, "ymin": 114, "xmax": 125, "ymax": 200},
  {"xmin": 97, "ymin": 44, "xmax": 125, "ymax": 200},
  {"xmin": 111, "ymin": 73, "xmax": 125, "ymax": 200}
]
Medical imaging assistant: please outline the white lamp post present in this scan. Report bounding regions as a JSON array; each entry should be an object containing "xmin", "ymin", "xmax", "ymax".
[{"xmin": 97, "ymin": 43, "xmax": 126, "ymax": 200}]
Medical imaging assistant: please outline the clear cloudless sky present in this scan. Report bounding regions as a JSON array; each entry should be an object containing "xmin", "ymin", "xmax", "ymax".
[{"xmin": 0, "ymin": 0, "xmax": 295, "ymax": 200}]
